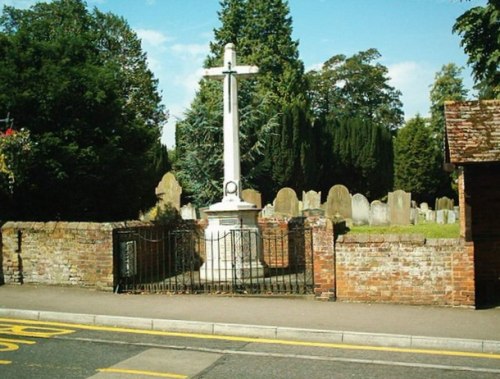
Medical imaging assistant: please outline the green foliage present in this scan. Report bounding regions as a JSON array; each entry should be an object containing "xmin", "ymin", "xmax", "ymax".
[
  {"xmin": 307, "ymin": 49, "xmax": 404, "ymax": 132},
  {"xmin": 306, "ymin": 49, "xmax": 402, "ymax": 199},
  {"xmin": 319, "ymin": 117, "xmax": 393, "ymax": 199},
  {"xmin": 393, "ymin": 116, "xmax": 442, "ymax": 203},
  {"xmin": 0, "ymin": 0, "xmax": 168, "ymax": 221},
  {"xmin": 429, "ymin": 63, "xmax": 467, "ymax": 198},
  {"xmin": 176, "ymin": 0, "xmax": 312, "ymax": 206},
  {"xmin": 453, "ymin": 0, "xmax": 500, "ymax": 98}
]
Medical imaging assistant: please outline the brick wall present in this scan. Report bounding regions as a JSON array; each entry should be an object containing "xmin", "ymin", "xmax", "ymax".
[
  {"xmin": 1, "ymin": 222, "xmax": 124, "ymax": 290},
  {"xmin": 333, "ymin": 234, "xmax": 475, "ymax": 306}
]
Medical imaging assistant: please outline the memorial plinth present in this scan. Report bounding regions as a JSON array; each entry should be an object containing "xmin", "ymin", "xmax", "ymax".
[{"xmin": 199, "ymin": 43, "xmax": 266, "ymax": 282}]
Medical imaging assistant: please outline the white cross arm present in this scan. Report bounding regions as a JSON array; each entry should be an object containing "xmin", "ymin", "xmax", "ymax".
[{"xmin": 203, "ymin": 65, "xmax": 259, "ymax": 80}]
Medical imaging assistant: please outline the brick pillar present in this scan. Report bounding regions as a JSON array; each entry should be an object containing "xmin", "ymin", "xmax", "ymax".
[{"xmin": 307, "ymin": 217, "xmax": 335, "ymax": 301}]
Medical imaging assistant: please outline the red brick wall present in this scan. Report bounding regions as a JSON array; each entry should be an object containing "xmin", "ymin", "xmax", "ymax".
[
  {"xmin": 330, "ymin": 234, "xmax": 475, "ymax": 306},
  {"xmin": 1, "ymin": 222, "xmax": 121, "ymax": 290}
]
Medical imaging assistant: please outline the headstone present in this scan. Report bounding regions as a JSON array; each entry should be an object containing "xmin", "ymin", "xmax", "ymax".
[
  {"xmin": 435, "ymin": 196, "xmax": 454, "ymax": 210},
  {"xmin": 325, "ymin": 185, "xmax": 352, "ymax": 220},
  {"xmin": 155, "ymin": 172, "xmax": 182, "ymax": 211},
  {"xmin": 426, "ymin": 210, "xmax": 436, "ymax": 222},
  {"xmin": 302, "ymin": 190, "xmax": 321, "ymax": 210},
  {"xmin": 436, "ymin": 209, "xmax": 446, "ymax": 224},
  {"xmin": 241, "ymin": 189, "xmax": 262, "ymax": 208},
  {"xmin": 260, "ymin": 204, "xmax": 275, "ymax": 218},
  {"xmin": 274, "ymin": 187, "xmax": 300, "ymax": 218},
  {"xmin": 369, "ymin": 200, "xmax": 389, "ymax": 226},
  {"xmin": 447, "ymin": 210, "xmax": 456, "ymax": 224},
  {"xmin": 420, "ymin": 202, "xmax": 429, "ymax": 211},
  {"xmin": 388, "ymin": 190, "xmax": 411, "ymax": 225},
  {"xmin": 180, "ymin": 203, "xmax": 197, "ymax": 220},
  {"xmin": 352, "ymin": 193, "xmax": 370, "ymax": 226}
]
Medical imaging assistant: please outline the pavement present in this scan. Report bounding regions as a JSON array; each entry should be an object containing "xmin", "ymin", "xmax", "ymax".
[{"xmin": 1, "ymin": 284, "xmax": 499, "ymax": 354}]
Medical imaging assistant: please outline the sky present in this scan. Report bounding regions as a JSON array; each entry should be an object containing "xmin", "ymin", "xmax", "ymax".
[{"xmin": 1, "ymin": 0, "xmax": 488, "ymax": 147}]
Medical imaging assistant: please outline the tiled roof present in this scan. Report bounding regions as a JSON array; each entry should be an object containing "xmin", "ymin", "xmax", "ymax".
[{"xmin": 445, "ymin": 100, "xmax": 500, "ymax": 164}]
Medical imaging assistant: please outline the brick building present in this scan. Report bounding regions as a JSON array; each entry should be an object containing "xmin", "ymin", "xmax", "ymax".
[{"xmin": 445, "ymin": 100, "xmax": 500, "ymax": 307}]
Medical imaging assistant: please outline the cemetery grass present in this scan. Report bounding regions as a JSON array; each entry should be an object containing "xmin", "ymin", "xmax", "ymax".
[{"xmin": 349, "ymin": 223, "xmax": 460, "ymax": 238}]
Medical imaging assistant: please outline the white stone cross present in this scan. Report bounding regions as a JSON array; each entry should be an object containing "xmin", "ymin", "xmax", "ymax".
[{"xmin": 204, "ymin": 43, "xmax": 259, "ymax": 204}]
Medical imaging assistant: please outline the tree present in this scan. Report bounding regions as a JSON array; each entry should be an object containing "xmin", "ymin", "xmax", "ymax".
[
  {"xmin": 429, "ymin": 63, "xmax": 468, "ymax": 146},
  {"xmin": 453, "ymin": 0, "xmax": 500, "ymax": 98},
  {"xmin": 428, "ymin": 63, "xmax": 468, "ymax": 199},
  {"xmin": 307, "ymin": 49, "xmax": 404, "ymax": 132},
  {"xmin": 393, "ymin": 116, "xmax": 442, "ymax": 203},
  {"xmin": 306, "ymin": 49, "xmax": 403, "ymax": 198},
  {"xmin": 0, "ymin": 0, "xmax": 168, "ymax": 221},
  {"xmin": 175, "ymin": 0, "xmax": 313, "ymax": 206}
]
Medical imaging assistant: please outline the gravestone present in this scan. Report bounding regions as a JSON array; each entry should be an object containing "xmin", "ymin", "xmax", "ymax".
[
  {"xmin": 241, "ymin": 189, "xmax": 262, "ymax": 208},
  {"xmin": 155, "ymin": 172, "xmax": 182, "ymax": 211},
  {"xmin": 274, "ymin": 187, "xmax": 300, "ymax": 218},
  {"xmin": 447, "ymin": 210, "xmax": 456, "ymax": 224},
  {"xmin": 352, "ymin": 193, "xmax": 370, "ymax": 225},
  {"xmin": 436, "ymin": 209, "xmax": 446, "ymax": 224},
  {"xmin": 302, "ymin": 190, "xmax": 321, "ymax": 210},
  {"xmin": 388, "ymin": 190, "xmax": 411, "ymax": 225},
  {"xmin": 435, "ymin": 196, "xmax": 454, "ymax": 210},
  {"xmin": 369, "ymin": 200, "xmax": 389, "ymax": 226},
  {"xmin": 180, "ymin": 203, "xmax": 197, "ymax": 220},
  {"xmin": 420, "ymin": 202, "xmax": 429, "ymax": 211},
  {"xmin": 261, "ymin": 204, "xmax": 275, "ymax": 218},
  {"xmin": 426, "ymin": 210, "xmax": 436, "ymax": 222},
  {"xmin": 325, "ymin": 185, "xmax": 352, "ymax": 220}
]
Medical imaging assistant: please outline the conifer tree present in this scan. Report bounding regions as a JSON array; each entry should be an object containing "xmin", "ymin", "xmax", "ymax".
[
  {"xmin": 175, "ymin": 0, "xmax": 313, "ymax": 206},
  {"xmin": 394, "ymin": 116, "xmax": 441, "ymax": 203}
]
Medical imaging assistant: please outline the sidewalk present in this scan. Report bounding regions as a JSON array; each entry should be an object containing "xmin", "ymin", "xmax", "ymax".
[{"xmin": 1, "ymin": 284, "xmax": 499, "ymax": 353}]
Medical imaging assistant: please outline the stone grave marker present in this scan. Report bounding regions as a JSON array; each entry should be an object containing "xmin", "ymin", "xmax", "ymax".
[
  {"xmin": 388, "ymin": 190, "xmax": 411, "ymax": 225},
  {"xmin": 369, "ymin": 200, "xmax": 389, "ymax": 226},
  {"xmin": 352, "ymin": 193, "xmax": 370, "ymax": 225},
  {"xmin": 241, "ymin": 189, "xmax": 262, "ymax": 208},
  {"xmin": 180, "ymin": 203, "xmax": 197, "ymax": 220},
  {"xmin": 325, "ymin": 185, "xmax": 352, "ymax": 220},
  {"xmin": 420, "ymin": 202, "xmax": 429, "ymax": 211},
  {"xmin": 155, "ymin": 172, "xmax": 182, "ymax": 211},
  {"xmin": 447, "ymin": 210, "xmax": 456, "ymax": 224},
  {"xmin": 435, "ymin": 196, "xmax": 454, "ymax": 210},
  {"xmin": 261, "ymin": 204, "xmax": 275, "ymax": 218},
  {"xmin": 302, "ymin": 190, "xmax": 321, "ymax": 210},
  {"xmin": 436, "ymin": 209, "xmax": 446, "ymax": 224},
  {"xmin": 274, "ymin": 187, "xmax": 300, "ymax": 218}
]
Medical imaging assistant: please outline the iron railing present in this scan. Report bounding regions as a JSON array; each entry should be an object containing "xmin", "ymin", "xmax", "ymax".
[{"xmin": 113, "ymin": 224, "xmax": 314, "ymax": 295}]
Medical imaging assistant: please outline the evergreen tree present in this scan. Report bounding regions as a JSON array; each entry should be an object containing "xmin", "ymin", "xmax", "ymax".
[
  {"xmin": 393, "ymin": 116, "xmax": 442, "ymax": 203},
  {"xmin": 306, "ymin": 49, "xmax": 402, "ymax": 199},
  {"xmin": 429, "ymin": 63, "xmax": 468, "ymax": 199},
  {"xmin": 175, "ymin": 0, "xmax": 313, "ymax": 206},
  {"xmin": 0, "ymin": 0, "xmax": 167, "ymax": 220},
  {"xmin": 307, "ymin": 49, "xmax": 404, "ymax": 132},
  {"xmin": 430, "ymin": 63, "xmax": 468, "ymax": 146}
]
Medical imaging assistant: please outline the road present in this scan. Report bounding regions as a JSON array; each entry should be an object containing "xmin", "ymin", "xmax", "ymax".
[{"xmin": 1, "ymin": 318, "xmax": 500, "ymax": 378}]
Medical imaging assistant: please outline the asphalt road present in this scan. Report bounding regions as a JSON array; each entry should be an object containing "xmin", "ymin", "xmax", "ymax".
[{"xmin": 1, "ymin": 318, "xmax": 500, "ymax": 379}]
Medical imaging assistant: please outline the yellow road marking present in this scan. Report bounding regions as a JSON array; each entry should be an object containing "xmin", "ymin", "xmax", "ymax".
[
  {"xmin": 1, "ymin": 317, "xmax": 499, "ymax": 360},
  {"xmin": 0, "ymin": 323, "xmax": 75, "ymax": 338},
  {"xmin": 98, "ymin": 367, "xmax": 187, "ymax": 378},
  {"xmin": 0, "ymin": 337, "xmax": 37, "ymax": 352},
  {"xmin": 0, "ymin": 359, "xmax": 12, "ymax": 364}
]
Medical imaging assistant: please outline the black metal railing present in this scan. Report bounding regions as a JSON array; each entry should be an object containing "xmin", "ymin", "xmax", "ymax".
[{"xmin": 113, "ymin": 224, "xmax": 314, "ymax": 295}]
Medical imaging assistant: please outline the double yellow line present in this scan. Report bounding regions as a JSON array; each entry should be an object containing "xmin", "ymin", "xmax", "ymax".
[{"xmin": 0, "ymin": 317, "xmax": 499, "ymax": 361}]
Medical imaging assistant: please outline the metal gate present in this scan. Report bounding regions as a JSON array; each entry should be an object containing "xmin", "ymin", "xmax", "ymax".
[{"xmin": 113, "ymin": 224, "xmax": 314, "ymax": 295}]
